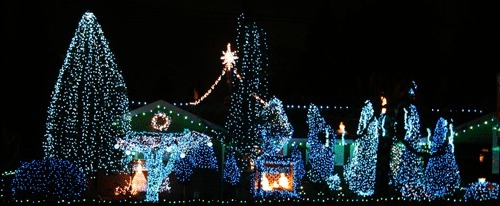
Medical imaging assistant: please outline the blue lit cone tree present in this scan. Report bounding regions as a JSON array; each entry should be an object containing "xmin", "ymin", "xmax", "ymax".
[
  {"xmin": 395, "ymin": 104, "xmax": 426, "ymax": 199},
  {"xmin": 306, "ymin": 104, "xmax": 335, "ymax": 186},
  {"xmin": 344, "ymin": 100, "xmax": 379, "ymax": 196},
  {"xmin": 423, "ymin": 117, "xmax": 461, "ymax": 199},
  {"xmin": 43, "ymin": 11, "xmax": 130, "ymax": 178},
  {"xmin": 223, "ymin": 150, "xmax": 241, "ymax": 198}
]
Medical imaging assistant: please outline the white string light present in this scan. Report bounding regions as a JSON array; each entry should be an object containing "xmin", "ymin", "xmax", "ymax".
[{"xmin": 189, "ymin": 43, "xmax": 242, "ymax": 105}]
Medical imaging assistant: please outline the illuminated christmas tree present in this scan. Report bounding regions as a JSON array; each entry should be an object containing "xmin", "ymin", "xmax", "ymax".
[
  {"xmin": 424, "ymin": 117, "xmax": 461, "ymax": 199},
  {"xmin": 223, "ymin": 151, "xmax": 241, "ymax": 186},
  {"xmin": 291, "ymin": 144, "xmax": 305, "ymax": 188},
  {"xmin": 130, "ymin": 163, "xmax": 147, "ymax": 195},
  {"xmin": 396, "ymin": 104, "xmax": 425, "ymax": 199},
  {"xmin": 306, "ymin": 104, "xmax": 335, "ymax": 183},
  {"xmin": 43, "ymin": 11, "xmax": 130, "ymax": 177},
  {"xmin": 225, "ymin": 13, "xmax": 270, "ymax": 170},
  {"xmin": 258, "ymin": 96, "xmax": 293, "ymax": 155},
  {"xmin": 344, "ymin": 100, "xmax": 379, "ymax": 196}
]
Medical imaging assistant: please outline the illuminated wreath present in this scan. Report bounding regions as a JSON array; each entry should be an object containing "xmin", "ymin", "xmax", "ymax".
[{"xmin": 151, "ymin": 112, "xmax": 172, "ymax": 131}]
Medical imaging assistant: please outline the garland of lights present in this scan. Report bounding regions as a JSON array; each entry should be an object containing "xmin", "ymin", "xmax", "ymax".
[
  {"xmin": 344, "ymin": 100, "xmax": 379, "ymax": 196},
  {"xmin": 116, "ymin": 129, "xmax": 212, "ymax": 202},
  {"xmin": 43, "ymin": 11, "xmax": 130, "ymax": 178},
  {"xmin": 11, "ymin": 158, "xmax": 87, "ymax": 199},
  {"xmin": 151, "ymin": 112, "xmax": 172, "ymax": 131},
  {"xmin": 189, "ymin": 43, "xmax": 242, "ymax": 105}
]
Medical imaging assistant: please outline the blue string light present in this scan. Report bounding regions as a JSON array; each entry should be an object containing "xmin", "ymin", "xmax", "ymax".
[
  {"xmin": 225, "ymin": 13, "xmax": 270, "ymax": 170},
  {"xmin": 223, "ymin": 151, "xmax": 241, "ymax": 186},
  {"xmin": 344, "ymin": 100, "xmax": 378, "ymax": 196},
  {"xmin": 174, "ymin": 155, "xmax": 195, "ymax": 183},
  {"xmin": 306, "ymin": 104, "xmax": 335, "ymax": 184},
  {"xmin": 190, "ymin": 143, "xmax": 218, "ymax": 170},
  {"xmin": 464, "ymin": 180, "xmax": 499, "ymax": 201},
  {"xmin": 258, "ymin": 97, "xmax": 293, "ymax": 154},
  {"xmin": 396, "ymin": 104, "xmax": 426, "ymax": 199},
  {"xmin": 11, "ymin": 158, "xmax": 87, "ymax": 199},
  {"xmin": 116, "ymin": 130, "xmax": 211, "ymax": 202},
  {"xmin": 423, "ymin": 118, "xmax": 461, "ymax": 199}
]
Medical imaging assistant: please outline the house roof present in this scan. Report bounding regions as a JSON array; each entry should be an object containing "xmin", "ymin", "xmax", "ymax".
[
  {"xmin": 453, "ymin": 112, "xmax": 497, "ymax": 144},
  {"xmin": 129, "ymin": 100, "xmax": 226, "ymax": 135}
]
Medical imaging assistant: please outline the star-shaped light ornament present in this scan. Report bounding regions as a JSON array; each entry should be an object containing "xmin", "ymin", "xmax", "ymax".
[
  {"xmin": 189, "ymin": 43, "xmax": 242, "ymax": 106},
  {"xmin": 220, "ymin": 43, "xmax": 242, "ymax": 81},
  {"xmin": 221, "ymin": 43, "xmax": 238, "ymax": 70}
]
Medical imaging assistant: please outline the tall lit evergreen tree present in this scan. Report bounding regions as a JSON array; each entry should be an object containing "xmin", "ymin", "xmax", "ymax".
[
  {"xmin": 344, "ymin": 100, "xmax": 379, "ymax": 196},
  {"xmin": 43, "ymin": 11, "xmax": 130, "ymax": 177},
  {"xmin": 424, "ymin": 118, "xmax": 461, "ymax": 199},
  {"xmin": 306, "ymin": 104, "xmax": 335, "ymax": 183},
  {"xmin": 225, "ymin": 13, "xmax": 270, "ymax": 170}
]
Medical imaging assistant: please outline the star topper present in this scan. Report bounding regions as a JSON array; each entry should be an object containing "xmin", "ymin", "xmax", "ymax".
[{"xmin": 221, "ymin": 43, "xmax": 238, "ymax": 70}]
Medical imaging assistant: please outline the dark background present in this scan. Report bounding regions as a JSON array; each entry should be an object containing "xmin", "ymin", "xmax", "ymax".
[{"xmin": 2, "ymin": 0, "xmax": 498, "ymax": 167}]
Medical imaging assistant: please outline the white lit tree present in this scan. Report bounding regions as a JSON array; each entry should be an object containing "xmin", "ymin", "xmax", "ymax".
[
  {"xmin": 306, "ymin": 104, "xmax": 335, "ymax": 183},
  {"xmin": 423, "ymin": 117, "xmax": 461, "ymax": 199},
  {"xmin": 344, "ymin": 100, "xmax": 379, "ymax": 196},
  {"xmin": 43, "ymin": 11, "xmax": 130, "ymax": 177},
  {"xmin": 225, "ymin": 13, "xmax": 270, "ymax": 170}
]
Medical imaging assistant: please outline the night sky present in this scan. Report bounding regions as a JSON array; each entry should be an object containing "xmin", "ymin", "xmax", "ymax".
[{"xmin": 2, "ymin": 0, "xmax": 498, "ymax": 166}]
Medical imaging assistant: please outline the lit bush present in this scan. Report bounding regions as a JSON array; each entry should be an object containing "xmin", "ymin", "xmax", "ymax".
[{"xmin": 11, "ymin": 158, "xmax": 87, "ymax": 200}]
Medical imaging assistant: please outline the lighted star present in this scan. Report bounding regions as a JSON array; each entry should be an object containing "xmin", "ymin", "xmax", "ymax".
[{"xmin": 221, "ymin": 43, "xmax": 238, "ymax": 70}]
